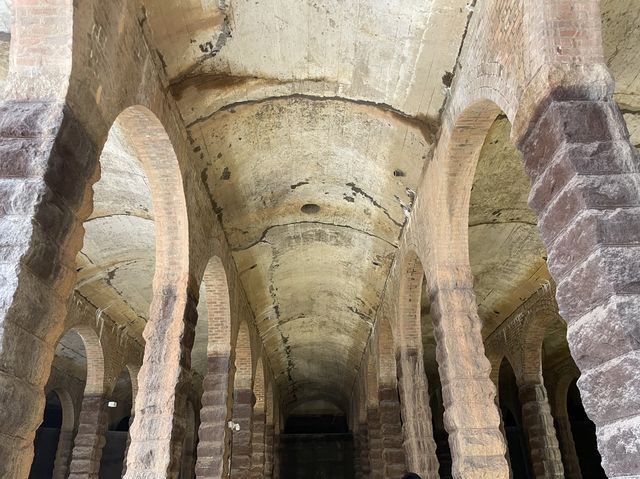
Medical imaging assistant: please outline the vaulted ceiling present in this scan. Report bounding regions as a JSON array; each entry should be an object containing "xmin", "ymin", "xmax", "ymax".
[{"xmin": 0, "ymin": 0, "xmax": 637, "ymax": 414}]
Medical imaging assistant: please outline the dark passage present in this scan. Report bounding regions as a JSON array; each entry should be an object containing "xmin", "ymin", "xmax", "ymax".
[
  {"xmin": 29, "ymin": 393, "xmax": 62, "ymax": 479},
  {"xmin": 279, "ymin": 414, "xmax": 355, "ymax": 479}
]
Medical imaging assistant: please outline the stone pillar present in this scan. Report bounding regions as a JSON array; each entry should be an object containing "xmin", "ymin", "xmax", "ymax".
[
  {"xmin": 378, "ymin": 386, "xmax": 406, "ymax": 478},
  {"xmin": 396, "ymin": 347, "xmax": 440, "ymax": 477},
  {"xmin": 519, "ymin": 383, "xmax": 564, "ymax": 478},
  {"xmin": 0, "ymin": 102, "xmax": 99, "ymax": 479},
  {"xmin": 249, "ymin": 409, "xmax": 266, "ymax": 478},
  {"xmin": 52, "ymin": 428, "xmax": 75, "ymax": 479},
  {"xmin": 230, "ymin": 388, "xmax": 253, "ymax": 476},
  {"xmin": 554, "ymin": 413, "xmax": 582, "ymax": 479},
  {"xmin": 430, "ymin": 281, "xmax": 508, "ymax": 478},
  {"xmin": 518, "ymin": 97, "xmax": 640, "ymax": 476},
  {"xmin": 124, "ymin": 294, "xmax": 199, "ymax": 478},
  {"xmin": 196, "ymin": 355, "xmax": 231, "ymax": 478},
  {"xmin": 353, "ymin": 426, "xmax": 363, "ymax": 479},
  {"xmin": 67, "ymin": 395, "xmax": 109, "ymax": 478},
  {"xmin": 367, "ymin": 407, "xmax": 384, "ymax": 479},
  {"xmin": 263, "ymin": 423, "xmax": 275, "ymax": 478},
  {"xmin": 272, "ymin": 432, "xmax": 280, "ymax": 479},
  {"xmin": 358, "ymin": 422, "xmax": 371, "ymax": 479}
]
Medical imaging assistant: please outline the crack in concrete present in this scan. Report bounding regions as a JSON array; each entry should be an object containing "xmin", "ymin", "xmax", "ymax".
[
  {"xmin": 346, "ymin": 182, "xmax": 403, "ymax": 228},
  {"xmin": 185, "ymin": 91, "xmax": 439, "ymax": 142},
  {"xmin": 231, "ymin": 220, "xmax": 398, "ymax": 251},
  {"xmin": 468, "ymin": 219, "xmax": 537, "ymax": 228}
]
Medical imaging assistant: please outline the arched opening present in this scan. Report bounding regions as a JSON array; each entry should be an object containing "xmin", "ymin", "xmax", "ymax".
[
  {"xmin": 99, "ymin": 368, "xmax": 133, "ymax": 478},
  {"xmin": 397, "ymin": 251, "xmax": 448, "ymax": 477},
  {"xmin": 567, "ymin": 380, "xmax": 606, "ymax": 478},
  {"xmin": 194, "ymin": 256, "xmax": 233, "ymax": 477},
  {"xmin": 230, "ymin": 321, "xmax": 254, "ymax": 475},
  {"xmin": 75, "ymin": 104, "xmax": 189, "ymax": 476},
  {"xmin": 280, "ymin": 399, "xmax": 354, "ymax": 479},
  {"xmin": 249, "ymin": 357, "xmax": 267, "ymax": 476},
  {"xmin": 32, "ymin": 325, "xmax": 106, "ymax": 478},
  {"xmin": 498, "ymin": 358, "xmax": 532, "ymax": 479},
  {"xmin": 75, "ymin": 110, "xmax": 158, "ymax": 344},
  {"xmin": 376, "ymin": 317, "xmax": 405, "ymax": 477},
  {"xmin": 29, "ymin": 392, "xmax": 64, "ymax": 478},
  {"xmin": 467, "ymin": 114, "xmax": 550, "ymax": 347}
]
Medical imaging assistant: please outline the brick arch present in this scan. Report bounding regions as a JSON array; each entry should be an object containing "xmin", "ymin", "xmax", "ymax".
[
  {"xmin": 397, "ymin": 250, "xmax": 425, "ymax": 350},
  {"xmin": 365, "ymin": 351, "xmax": 378, "ymax": 409},
  {"xmin": 355, "ymin": 375, "xmax": 368, "ymax": 425},
  {"xmin": 376, "ymin": 317, "xmax": 396, "ymax": 388},
  {"xmin": 51, "ymin": 388, "xmax": 75, "ymax": 432},
  {"xmin": 395, "ymin": 249, "xmax": 439, "ymax": 476},
  {"xmin": 234, "ymin": 321, "xmax": 253, "ymax": 390},
  {"xmin": 61, "ymin": 324, "xmax": 110, "ymax": 478},
  {"xmin": 202, "ymin": 256, "xmax": 232, "ymax": 356},
  {"xmin": 62, "ymin": 324, "xmax": 106, "ymax": 396},
  {"xmin": 554, "ymin": 373, "xmax": 580, "ymax": 419},
  {"xmin": 195, "ymin": 256, "xmax": 233, "ymax": 479},
  {"xmin": 253, "ymin": 357, "xmax": 265, "ymax": 411},
  {"xmin": 488, "ymin": 353, "xmax": 506, "ymax": 392},
  {"xmin": 432, "ymin": 99, "xmax": 506, "ymax": 267},
  {"xmin": 114, "ymin": 107, "xmax": 189, "ymax": 286},
  {"xmin": 114, "ymin": 105, "xmax": 194, "ymax": 479},
  {"xmin": 124, "ymin": 364, "xmax": 140, "ymax": 407},
  {"xmin": 519, "ymin": 296, "xmax": 561, "ymax": 384},
  {"xmin": 229, "ymin": 320, "xmax": 255, "ymax": 476}
]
